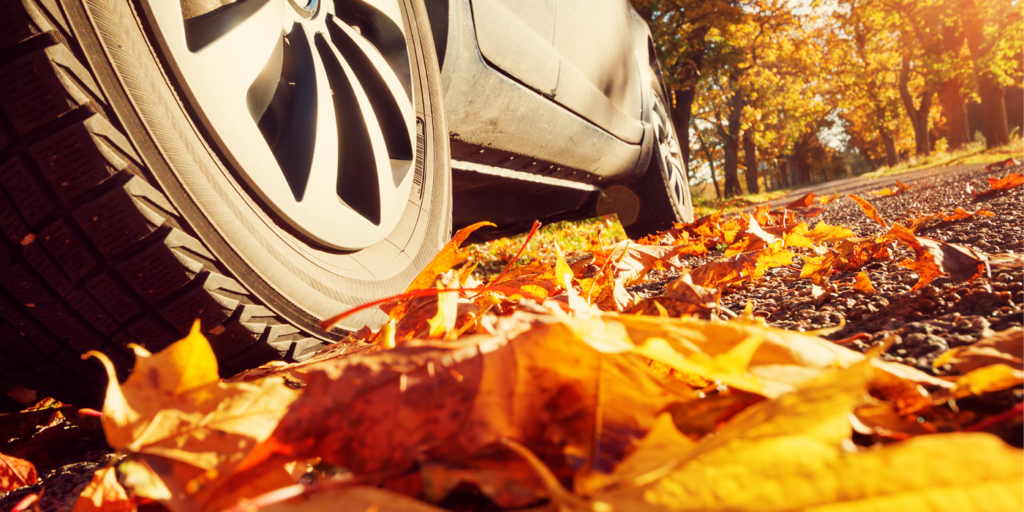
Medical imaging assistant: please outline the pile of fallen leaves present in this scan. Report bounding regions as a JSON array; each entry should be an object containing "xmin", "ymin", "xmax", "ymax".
[{"xmin": 2, "ymin": 174, "xmax": 1023, "ymax": 511}]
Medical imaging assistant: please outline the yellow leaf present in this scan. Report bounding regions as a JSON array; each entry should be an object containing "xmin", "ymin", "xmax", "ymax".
[
  {"xmin": 954, "ymin": 364, "xmax": 1024, "ymax": 398},
  {"xmin": 597, "ymin": 363, "xmax": 1024, "ymax": 512},
  {"xmin": 849, "ymin": 194, "xmax": 888, "ymax": 229},
  {"xmin": 86, "ymin": 322, "xmax": 300, "ymax": 509},
  {"xmin": 73, "ymin": 467, "xmax": 133, "ymax": 512}
]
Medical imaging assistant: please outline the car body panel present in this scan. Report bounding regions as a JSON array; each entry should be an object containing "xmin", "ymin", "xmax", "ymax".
[
  {"xmin": 441, "ymin": 0, "xmax": 649, "ymax": 181},
  {"xmin": 471, "ymin": 0, "xmax": 559, "ymax": 94}
]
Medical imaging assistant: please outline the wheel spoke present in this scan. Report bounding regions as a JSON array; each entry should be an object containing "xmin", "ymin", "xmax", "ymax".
[
  {"xmin": 312, "ymin": 31, "xmax": 405, "ymax": 227},
  {"xmin": 327, "ymin": 15, "xmax": 414, "ymax": 178},
  {"xmin": 272, "ymin": 24, "xmax": 322, "ymax": 202}
]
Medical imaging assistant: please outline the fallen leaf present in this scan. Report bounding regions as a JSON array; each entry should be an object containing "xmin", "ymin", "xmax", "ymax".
[
  {"xmin": 688, "ymin": 242, "xmax": 794, "ymax": 288},
  {"xmin": 0, "ymin": 452, "xmax": 36, "ymax": 492},
  {"xmin": 882, "ymin": 224, "xmax": 986, "ymax": 290},
  {"xmin": 599, "ymin": 241, "xmax": 687, "ymax": 286},
  {"xmin": 818, "ymin": 192, "xmax": 840, "ymax": 205},
  {"xmin": 86, "ymin": 322, "xmax": 300, "ymax": 510},
  {"xmin": 953, "ymin": 364, "xmax": 1024, "ymax": 398},
  {"xmin": 406, "ymin": 221, "xmax": 496, "ymax": 293},
  {"xmin": 591, "ymin": 362, "xmax": 1023, "ymax": 512},
  {"xmin": 941, "ymin": 207, "xmax": 995, "ymax": 221},
  {"xmin": 233, "ymin": 313, "xmax": 691, "ymax": 498},
  {"xmin": 72, "ymin": 467, "xmax": 133, "ymax": 512},
  {"xmin": 974, "ymin": 172, "xmax": 1023, "ymax": 198},
  {"xmin": 871, "ymin": 180, "xmax": 912, "ymax": 197},
  {"xmin": 258, "ymin": 485, "xmax": 449, "ymax": 512},
  {"xmin": 933, "ymin": 327, "xmax": 1023, "ymax": 373},
  {"xmin": 785, "ymin": 192, "xmax": 816, "ymax": 208},
  {"xmin": 799, "ymin": 253, "xmax": 836, "ymax": 285},
  {"xmin": 852, "ymin": 270, "xmax": 876, "ymax": 293},
  {"xmin": 849, "ymin": 194, "xmax": 888, "ymax": 229}
]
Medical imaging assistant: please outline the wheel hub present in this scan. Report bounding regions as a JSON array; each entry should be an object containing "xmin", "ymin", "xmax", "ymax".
[{"xmin": 141, "ymin": 0, "xmax": 417, "ymax": 250}]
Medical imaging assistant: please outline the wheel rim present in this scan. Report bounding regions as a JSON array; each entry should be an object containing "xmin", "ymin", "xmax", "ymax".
[
  {"xmin": 140, "ymin": 0, "xmax": 417, "ymax": 251},
  {"xmin": 652, "ymin": 95, "xmax": 688, "ymax": 211}
]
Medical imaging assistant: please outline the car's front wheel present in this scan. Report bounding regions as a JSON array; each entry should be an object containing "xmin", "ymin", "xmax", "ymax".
[{"xmin": 0, "ymin": 0, "xmax": 450, "ymax": 405}]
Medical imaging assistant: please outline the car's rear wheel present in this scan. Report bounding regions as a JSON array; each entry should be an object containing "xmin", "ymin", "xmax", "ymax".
[
  {"xmin": 613, "ymin": 87, "xmax": 693, "ymax": 239},
  {"xmin": 0, "ymin": 0, "xmax": 450, "ymax": 405}
]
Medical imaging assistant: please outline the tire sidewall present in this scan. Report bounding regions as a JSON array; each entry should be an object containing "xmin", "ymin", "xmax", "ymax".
[{"xmin": 71, "ymin": 0, "xmax": 451, "ymax": 337}]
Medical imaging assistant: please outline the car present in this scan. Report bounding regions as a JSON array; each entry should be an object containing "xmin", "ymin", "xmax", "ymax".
[{"xmin": 0, "ymin": 0, "xmax": 692, "ymax": 403}]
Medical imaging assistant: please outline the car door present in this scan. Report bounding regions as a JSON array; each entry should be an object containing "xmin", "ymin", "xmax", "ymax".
[
  {"xmin": 552, "ymin": 0, "xmax": 643, "ymax": 144},
  {"xmin": 470, "ymin": 0, "xmax": 559, "ymax": 95}
]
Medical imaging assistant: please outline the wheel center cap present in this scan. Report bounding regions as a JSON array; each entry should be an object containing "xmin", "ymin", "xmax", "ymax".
[{"xmin": 288, "ymin": 0, "xmax": 319, "ymax": 19}]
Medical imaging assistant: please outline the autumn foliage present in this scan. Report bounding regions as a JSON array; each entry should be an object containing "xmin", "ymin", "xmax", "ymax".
[{"xmin": 7, "ymin": 181, "xmax": 1023, "ymax": 511}]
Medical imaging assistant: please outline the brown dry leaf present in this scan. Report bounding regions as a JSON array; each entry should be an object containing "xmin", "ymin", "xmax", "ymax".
[
  {"xmin": 0, "ymin": 451, "xmax": 36, "ymax": 492},
  {"xmin": 848, "ymin": 194, "xmax": 889, "ymax": 229},
  {"xmin": 882, "ymin": 223, "xmax": 986, "ymax": 290},
  {"xmin": 72, "ymin": 467, "xmax": 133, "ymax": 512},
  {"xmin": 953, "ymin": 364, "xmax": 1024, "ymax": 399},
  {"xmin": 259, "ymin": 485, "xmax": 449, "ymax": 512},
  {"xmin": 599, "ymin": 241, "xmax": 687, "ymax": 286},
  {"xmin": 933, "ymin": 327, "xmax": 1023, "ymax": 373},
  {"xmin": 987, "ymin": 252, "xmax": 1024, "ymax": 271},
  {"xmin": 625, "ymin": 273, "xmax": 721, "ymax": 315},
  {"xmin": 579, "ymin": 269, "xmax": 635, "ymax": 312},
  {"xmin": 420, "ymin": 453, "xmax": 546, "ymax": 508},
  {"xmin": 87, "ymin": 322, "xmax": 300, "ymax": 510},
  {"xmin": 233, "ymin": 313, "xmax": 691, "ymax": 499},
  {"xmin": 853, "ymin": 270, "xmax": 876, "ymax": 293},
  {"xmin": 974, "ymin": 172, "xmax": 1024, "ymax": 198},
  {"xmin": 588, "ymin": 362, "xmax": 1024, "ymax": 512},
  {"xmin": 783, "ymin": 192, "xmax": 826, "ymax": 217},
  {"xmin": 688, "ymin": 242, "xmax": 794, "ymax": 288}
]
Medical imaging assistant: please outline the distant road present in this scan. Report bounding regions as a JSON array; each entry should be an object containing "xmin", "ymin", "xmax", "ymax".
[{"xmin": 750, "ymin": 162, "xmax": 990, "ymax": 208}]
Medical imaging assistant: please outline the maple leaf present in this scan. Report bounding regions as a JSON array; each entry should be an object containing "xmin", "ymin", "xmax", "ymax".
[
  {"xmin": 849, "ymin": 194, "xmax": 889, "ymax": 229},
  {"xmin": 933, "ymin": 327, "xmax": 1023, "ymax": 373},
  {"xmin": 784, "ymin": 192, "xmax": 826, "ymax": 217},
  {"xmin": 853, "ymin": 270, "xmax": 876, "ymax": 293},
  {"xmin": 974, "ymin": 172, "xmax": 1023, "ymax": 198},
  {"xmin": 688, "ymin": 242, "xmax": 794, "ymax": 288},
  {"xmin": 72, "ymin": 467, "xmax": 133, "ymax": 512},
  {"xmin": 799, "ymin": 252, "xmax": 837, "ymax": 285},
  {"xmin": 406, "ymin": 221, "xmax": 496, "ymax": 292},
  {"xmin": 871, "ymin": 179, "xmax": 912, "ymax": 197},
  {"xmin": 881, "ymin": 223, "xmax": 986, "ymax": 290},
  {"xmin": 587, "ymin": 362, "xmax": 1024, "ymax": 512},
  {"xmin": 0, "ymin": 451, "xmax": 36, "ymax": 492},
  {"xmin": 818, "ymin": 192, "xmax": 840, "ymax": 205},
  {"xmin": 85, "ymin": 321, "xmax": 300, "ymax": 510},
  {"xmin": 952, "ymin": 364, "xmax": 1024, "ymax": 399},
  {"xmin": 599, "ymin": 241, "xmax": 687, "ymax": 286},
  {"xmin": 232, "ymin": 313, "xmax": 691, "ymax": 499},
  {"xmin": 627, "ymin": 274, "xmax": 720, "ymax": 317}
]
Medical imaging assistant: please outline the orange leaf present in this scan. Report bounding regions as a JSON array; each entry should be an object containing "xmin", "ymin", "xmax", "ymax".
[
  {"xmin": 799, "ymin": 253, "xmax": 836, "ymax": 286},
  {"xmin": 406, "ymin": 221, "xmax": 496, "ymax": 292},
  {"xmin": 818, "ymin": 193, "xmax": 840, "ymax": 205},
  {"xmin": 786, "ymin": 192, "xmax": 817, "ymax": 208},
  {"xmin": 73, "ymin": 467, "xmax": 134, "ymax": 512},
  {"xmin": 0, "ymin": 452, "xmax": 36, "ymax": 492},
  {"xmin": 973, "ymin": 173, "xmax": 1023, "ymax": 198},
  {"xmin": 940, "ymin": 207, "xmax": 995, "ymax": 221},
  {"xmin": 689, "ymin": 242, "xmax": 794, "ymax": 288},
  {"xmin": 881, "ymin": 224, "xmax": 986, "ymax": 290},
  {"xmin": 848, "ymin": 194, "xmax": 888, "ymax": 229},
  {"xmin": 852, "ymin": 271, "xmax": 876, "ymax": 293}
]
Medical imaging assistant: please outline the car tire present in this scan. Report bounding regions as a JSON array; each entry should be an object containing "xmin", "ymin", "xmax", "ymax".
[
  {"xmin": 617, "ymin": 86, "xmax": 694, "ymax": 240},
  {"xmin": 0, "ymin": 0, "xmax": 450, "ymax": 405}
]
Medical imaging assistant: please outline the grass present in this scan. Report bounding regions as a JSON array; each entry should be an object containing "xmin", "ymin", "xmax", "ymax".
[
  {"xmin": 468, "ymin": 216, "xmax": 627, "ymax": 273},
  {"xmin": 859, "ymin": 138, "xmax": 1023, "ymax": 179}
]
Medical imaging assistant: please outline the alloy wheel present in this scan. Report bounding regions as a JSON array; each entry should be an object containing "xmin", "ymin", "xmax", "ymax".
[{"xmin": 141, "ymin": 0, "xmax": 418, "ymax": 250}]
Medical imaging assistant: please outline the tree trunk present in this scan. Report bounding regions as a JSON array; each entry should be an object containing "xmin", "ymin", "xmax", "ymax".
[
  {"xmin": 880, "ymin": 129, "xmax": 899, "ymax": 167},
  {"xmin": 941, "ymin": 78, "xmax": 970, "ymax": 150},
  {"xmin": 742, "ymin": 130, "xmax": 759, "ymax": 194},
  {"xmin": 898, "ymin": 56, "xmax": 934, "ymax": 156},
  {"xmin": 672, "ymin": 88, "xmax": 696, "ymax": 180},
  {"xmin": 976, "ymin": 76, "xmax": 1010, "ymax": 147},
  {"xmin": 696, "ymin": 130, "xmax": 722, "ymax": 199},
  {"xmin": 962, "ymin": 2, "xmax": 1011, "ymax": 148},
  {"xmin": 720, "ymin": 82, "xmax": 744, "ymax": 197},
  {"xmin": 784, "ymin": 154, "xmax": 798, "ymax": 187}
]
